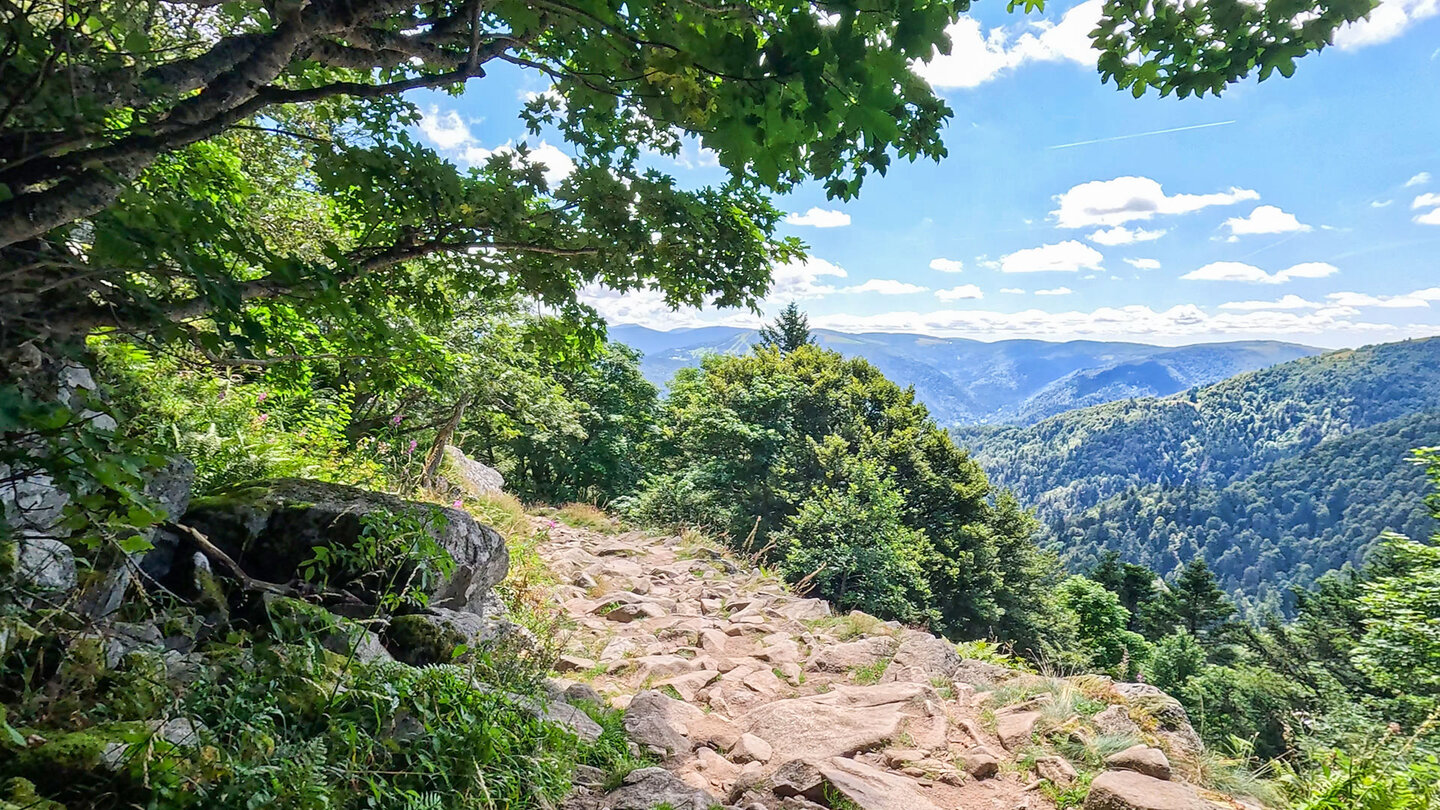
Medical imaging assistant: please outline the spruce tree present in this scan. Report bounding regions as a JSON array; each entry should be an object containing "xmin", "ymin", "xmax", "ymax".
[
  {"xmin": 757, "ymin": 303, "xmax": 814, "ymax": 352},
  {"xmin": 1170, "ymin": 558, "xmax": 1236, "ymax": 638}
]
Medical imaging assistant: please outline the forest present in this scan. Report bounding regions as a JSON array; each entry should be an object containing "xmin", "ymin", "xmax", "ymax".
[{"xmin": 3, "ymin": 0, "xmax": 1438, "ymax": 807}]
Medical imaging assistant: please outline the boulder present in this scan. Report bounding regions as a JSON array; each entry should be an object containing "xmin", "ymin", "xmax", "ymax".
[
  {"xmin": 1093, "ymin": 705, "xmax": 1141, "ymax": 737},
  {"xmin": 812, "ymin": 637, "xmax": 895, "ymax": 673},
  {"xmin": 880, "ymin": 632, "xmax": 960, "ymax": 683},
  {"xmin": 1084, "ymin": 770, "xmax": 1211, "ymax": 810},
  {"xmin": 436, "ymin": 445, "xmax": 505, "ymax": 497},
  {"xmin": 1036, "ymin": 755, "xmax": 1078, "ymax": 785},
  {"xmin": 624, "ymin": 689, "xmax": 705, "ymax": 757},
  {"xmin": 817, "ymin": 757, "xmax": 943, "ymax": 810},
  {"xmin": 383, "ymin": 607, "xmax": 519, "ymax": 665},
  {"xmin": 737, "ymin": 691, "xmax": 908, "ymax": 760},
  {"xmin": 1105, "ymin": 745, "xmax": 1172, "ymax": 781},
  {"xmin": 996, "ymin": 709, "xmax": 1041, "ymax": 751},
  {"xmin": 83, "ymin": 456, "xmax": 196, "ymax": 619},
  {"xmin": 11, "ymin": 537, "xmax": 76, "ymax": 600},
  {"xmin": 952, "ymin": 658, "xmax": 1023, "ymax": 686},
  {"xmin": 730, "ymin": 733, "xmax": 773, "ymax": 764},
  {"xmin": 957, "ymin": 747, "xmax": 1000, "ymax": 779},
  {"xmin": 179, "ymin": 478, "xmax": 507, "ymax": 613},
  {"xmin": 602, "ymin": 766, "xmax": 717, "ymax": 810},
  {"xmin": 770, "ymin": 759, "xmax": 827, "ymax": 801}
]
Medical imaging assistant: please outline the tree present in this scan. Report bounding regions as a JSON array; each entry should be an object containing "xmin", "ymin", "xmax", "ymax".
[
  {"xmin": 1170, "ymin": 558, "xmax": 1236, "ymax": 639},
  {"xmin": 757, "ymin": 303, "xmax": 814, "ymax": 353},
  {"xmin": 1149, "ymin": 631, "xmax": 1206, "ymax": 694},
  {"xmin": 1057, "ymin": 575, "xmax": 1149, "ymax": 672}
]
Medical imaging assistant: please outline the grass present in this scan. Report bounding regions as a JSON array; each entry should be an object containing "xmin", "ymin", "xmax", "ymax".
[
  {"xmin": 574, "ymin": 700, "xmax": 655, "ymax": 791},
  {"xmin": 1038, "ymin": 772, "xmax": 1094, "ymax": 809},
  {"xmin": 1184, "ymin": 746, "xmax": 1284, "ymax": 806},
  {"xmin": 850, "ymin": 658, "xmax": 891, "ymax": 685},
  {"xmin": 554, "ymin": 502, "xmax": 621, "ymax": 533},
  {"xmin": 821, "ymin": 785, "xmax": 863, "ymax": 810},
  {"xmin": 806, "ymin": 611, "xmax": 892, "ymax": 641}
]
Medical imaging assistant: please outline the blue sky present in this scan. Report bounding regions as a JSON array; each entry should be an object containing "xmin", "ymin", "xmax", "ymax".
[{"xmin": 413, "ymin": 0, "xmax": 1440, "ymax": 347}]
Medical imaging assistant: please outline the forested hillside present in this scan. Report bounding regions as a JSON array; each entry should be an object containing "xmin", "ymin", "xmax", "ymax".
[
  {"xmin": 956, "ymin": 338, "xmax": 1440, "ymax": 611},
  {"xmin": 613, "ymin": 324, "xmax": 1318, "ymax": 426}
]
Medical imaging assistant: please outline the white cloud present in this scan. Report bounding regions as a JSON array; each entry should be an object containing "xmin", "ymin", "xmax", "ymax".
[
  {"xmin": 418, "ymin": 106, "xmax": 475, "ymax": 149},
  {"xmin": 1414, "ymin": 192, "xmax": 1440, "ymax": 225},
  {"xmin": 915, "ymin": 0, "xmax": 1102, "ymax": 89},
  {"xmin": 1336, "ymin": 0, "xmax": 1440, "ymax": 50},
  {"xmin": 1223, "ymin": 205, "xmax": 1313, "ymax": 237},
  {"xmin": 999, "ymin": 240, "xmax": 1104, "ymax": 273},
  {"xmin": 1327, "ymin": 290, "xmax": 1435, "ymax": 308},
  {"xmin": 1219, "ymin": 294, "xmax": 1323, "ymax": 311},
  {"xmin": 1035, "ymin": 287, "xmax": 1073, "ymax": 296},
  {"xmin": 768, "ymin": 257, "xmax": 849, "ymax": 299},
  {"xmin": 929, "ymin": 258, "xmax": 965, "ymax": 273},
  {"xmin": 785, "ymin": 207, "xmax": 852, "ymax": 228},
  {"xmin": 1181, "ymin": 261, "xmax": 1339, "ymax": 284},
  {"xmin": 1405, "ymin": 171, "xmax": 1432, "ymax": 187},
  {"xmin": 842, "ymin": 279, "xmax": 930, "ymax": 295},
  {"xmin": 1372, "ymin": 200, "xmax": 1394, "ymax": 208},
  {"xmin": 936, "ymin": 284, "xmax": 984, "ymax": 301},
  {"xmin": 1087, "ymin": 225, "xmax": 1167, "ymax": 245},
  {"xmin": 461, "ymin": 141, "xmax": 575, "ymax": 186},
  {"xmin": 1124, "ymin": 258, "xmax": 1162, "ymax": 270},
  {"xmin": 999, "ymin": 287, "xmax": 1026, "ymax": 294},
  {"xmin": 1053, "ymin": 176, "xmax": 1260, "ymax": 228}
]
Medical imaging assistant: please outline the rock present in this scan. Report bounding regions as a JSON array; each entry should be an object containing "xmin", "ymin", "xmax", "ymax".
[
  {"xmin": 1105, "ymin": 745, "xmax": 1172, "ymax": 781},
  {"xmin": 730, "ymin": 732, "xmax": 772, "ymax": 764},
  {"xmin": 539, "ymin": 700, "xmax": 604, "ymax": 743},
  {"xmin": 436, "ymin": 445, "xmax": 505, "ymax": 497},
  {"xmin": 383, "ymin": 607, "xmax": 520, "ymax": 665},
  {"xmin": 737, "ymin": 692, "xmax": 907, "ymax": 761},
  {"xmin": 12, "ymin": 537, "xmax": 76, "ymax": 598},
  {"xmin": 812, "ymin": 637, "xmax": 895, "ymax": 673},
  {"xmin": 952, "ymin": 658, "xmax": 1023, "ymax": 686},
  {"xmin": 1035, "ymin": 755, "xmax": 1078, "ymax": 785},
  {"xmin": 958, "ymin": 747, "xmax": 1001, "ymax": 779},
  {"xmin": 775, "ymin": 598, "xmax": 832, "ymax": 622},
  {"xmin": 881, "ymin": 633, "xmax": 961, "ymax": 683},
  {"xmin": 996, "ymin": 709, "xmax": 1041, "ymax": 751},
  {"xmin": 770, "ymin": 759, "xmax": 827, "ymax": 801},
  {"xmin": 632, "ymin": 654, "xmax": 699, "ymax": 683},
  {"xmin": 602, "ymin": 766, "xmax": 717, "ymax": 810},
  {"xmin": 1084, "ymin": 770, "xmax": 1211, "ymax": 810},
  {"xmin": 82, "ymin": 456, "xmax": 196, "ymax": 618},
  {"xmin": 179, "ymin": 478, "xmax": 507, "ymax": 613},
  {"xmin": 555, "ymin": 654, "xmax": 597, "ymax": 673},
  {"xmin": 817, "ymin": 756, "xmax": 943, "ymax": 810},
  {"xmin": 624, "ymin": 690, "xmax": 704, "ymax": 757},
  {"xmin": 1093, "ymin": 705, "xmax": 1141, "ymax": 737},
  {"xmin": 661, "ymin": 669, "xmax": 721, "ymax": 702},
  {"xmin": 565, "ymin": 682, "xmax": 604, "ymax": 706}
]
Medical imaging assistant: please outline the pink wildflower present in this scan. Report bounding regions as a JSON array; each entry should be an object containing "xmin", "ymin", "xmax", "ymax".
[
  {"xmin": 452, "ymin": 499, "xmax": 464, "ymax": 509},
  {"xmin": 256, "ymin": 413, "xmax": 268, "ymax": 423},
  {"xmin": 256, "ymin": 392, "xmax": 267, "ymax": 402},
  {"xmin": 390, "ymin": 414, "xmax": 403, "ymax": 425},
  {"xmin": 408, "ymin": 439, "xmax": 418, "ymax": 453}
]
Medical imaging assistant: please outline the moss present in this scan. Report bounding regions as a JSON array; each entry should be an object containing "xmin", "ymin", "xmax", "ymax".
[
  {"xmin": 385, "ymin": 614, "xmax": 466, "ymax": 666},
  {"xmin": 1, "ymin": 777, "xmax": 66, "ymax": 810}
]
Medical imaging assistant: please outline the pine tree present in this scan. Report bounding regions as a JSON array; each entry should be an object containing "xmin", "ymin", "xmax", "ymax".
[
  {"xmin": 1170, "ymin": 558, "xmax": 1235, "ymax": 638},
  {"xmin": 757, "ymin": 302, "xmax": 814, "ymax": 352}
]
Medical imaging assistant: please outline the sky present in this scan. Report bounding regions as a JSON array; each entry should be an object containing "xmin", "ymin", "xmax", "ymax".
[{"xmin": 412, "ymin": 0, "xmax": 1440, "ymax": 348}]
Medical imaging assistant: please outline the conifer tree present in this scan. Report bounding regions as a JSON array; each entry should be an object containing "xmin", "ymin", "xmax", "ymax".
[
  {"xmin": 757, "ymin": 303, "xmax": 814, "ymax": 353},
  {"xmin": 1170, "ymin": 558, "xmax": 1236, "ymax": 638}
]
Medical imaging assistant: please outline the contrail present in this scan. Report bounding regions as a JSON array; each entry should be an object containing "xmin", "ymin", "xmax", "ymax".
[{"xmin": 1048, "ymin": 120, "xmax": 1237, "ymax": 150}]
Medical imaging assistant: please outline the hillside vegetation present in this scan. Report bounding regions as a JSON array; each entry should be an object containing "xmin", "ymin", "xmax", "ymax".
[{"xmin": 957, "ymin": 338, "xmax": 1440, "ymax": 610}]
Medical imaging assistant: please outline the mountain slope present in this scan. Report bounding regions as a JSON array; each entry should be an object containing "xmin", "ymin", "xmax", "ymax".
[
  {"xmin": 609, "ymin": 324, "xmax": 1318, "ymax": 426},
  {"xmin": 954, "ymin": 337, "xmax": 1440, "ymax": 612}
]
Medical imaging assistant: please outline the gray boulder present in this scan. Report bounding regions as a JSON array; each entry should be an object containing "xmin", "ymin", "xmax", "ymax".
[
  {"xmin": 383, "ymin": 606, "xmax": 520, "ymax": 665},
  {"xmin": 602, "ymin": 767, "xmax": 717, "ymax": 810},
  {"xmin": 437, "ymin": 445, "xmax": 505, "ymax": 497},
  {"xmin": 179, "ymin": 478, "xmax": 507, "ymax": 613}
]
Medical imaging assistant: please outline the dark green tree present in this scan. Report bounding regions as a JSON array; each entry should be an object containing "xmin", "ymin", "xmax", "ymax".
[
  {"xmin": 1170, "ymin": 558, "xmax": 1236, "ymax": 639},
  {"xmin": 757, "ymin": 303, "xmax": 814, "ymax": 353}
]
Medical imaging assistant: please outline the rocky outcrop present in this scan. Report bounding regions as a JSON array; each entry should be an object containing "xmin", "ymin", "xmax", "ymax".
[
  {"xmin": 1106, "ymin": 745, "xmax": 1173, "ymax": 781},
  {"xmin": 436, "ymin": 445, "xmax": 505, "ymax": 498},
  {"xmin": 178, "ymin": 478, "xmax": 507, "ymax": 613},
  {"xmin": 1084, "ymin": 770, "xmax": 1210, "ymax": 810}
]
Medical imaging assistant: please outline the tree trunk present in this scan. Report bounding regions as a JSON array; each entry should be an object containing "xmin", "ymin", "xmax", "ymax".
[{"xmin": 421, "ymin": 393, "xmax": 471, "ymax": 489}]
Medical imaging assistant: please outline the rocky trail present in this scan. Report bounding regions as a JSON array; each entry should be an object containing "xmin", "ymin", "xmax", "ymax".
[{"xmin": 534, "ymin": 520, "xmax": 1253, "ymax": 810}]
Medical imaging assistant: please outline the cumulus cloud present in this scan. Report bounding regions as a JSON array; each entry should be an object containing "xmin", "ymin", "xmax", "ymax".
[
  {"xmin": 417, "ymin": 105, "xmax": 575, "ymax": 186},
  {"xmin": 999, "ymin": 240, "xmax": 1104, "ymax": 273},
  {"xmin": 1405, "ymin": 171, "xmax": 1432, "ymax": 187},
  {"xmin": 1412, "ymin": 193, "xmax": 1440, "ymax": 224},
  {"xmin": 1000, "ymin": 287, "xmax": 1026, "ymax": 294},
  {"xmin": 418, "ymin": 106, "xmax": 476, "ymax": 149},
  {"xmin": 1219, "ymin": 295, "xmax": 1324, "ymax": 311},
  {"xmin": 768, "ymin": 257, "xmax": 850, "ymax": 299},
  {"xmin": 785, "ymin": 207, "xmax": 852, "ymax": 228},
  {"xmin": 1326, "ymin": 289, "xmax": 1440, "ymax": 308},
  {"xmin": 841, "ymin": 279, "xmax": 930, "ymax": 295},
  {"xmin": 929, "ymin": 258, "xmax": 965, "ymax": 273},
  {"xmin": 1371, "ymin": 200, "xmax": 1395, "ymax": 208},
  {"xmin": 1035, "ymin": 287, "xmax": 1073, "ymax": 296},
  {"xmin": 1124, "ymin": 258, "xmax": 1161, "ymax": 270},
  {"xmin": 936, "ymin": 284, "xmax": 984, "ymax": 300},
  {"xmin": 1053, "ymin": 176, "xmax": 1260, "ymax": 229},
  {"xmin": 915, "ymin": 0, "xmax": 1102, "ymax": 88},
  {"xmin": 1335, "ymin": 0, "xmax": 1440, "ymax": 50},
  {"xmin": 1223, "ymin": 205, "xmax": 1313, "ymax": 237},
  {"xmin": 1087, "ymin": 225, "xmax": 1167, "ymax": 245},
  {"xmin": 1182, "ymin": 261, "xmax": 1339, "ymax": 284},
  {"xmin": 1418, "ymin": 208, "xmax": 1440, "ymax": 225}
]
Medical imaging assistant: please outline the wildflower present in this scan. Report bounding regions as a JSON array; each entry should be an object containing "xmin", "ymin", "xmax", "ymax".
[
  {"xmin": 256, "ymin": 413, "xmax": 268, "ymax": 423},
  {"xmin": 547, "ymin": 519, "xmax": 557, "ymax": 529},
  {"xmin": 452, "ymin": 499, "xmax": 464, "ymax": 509},
  {"xmin": 390, "ymin": 414, "xmax": 403, "ymax": 425},
  {"xmin": 256, "ymin": 392, "xmax": 267, "ymax": 402},
  {"xmin": 408, "ymin": 439, "xmax": 418, "ymax": 453}
]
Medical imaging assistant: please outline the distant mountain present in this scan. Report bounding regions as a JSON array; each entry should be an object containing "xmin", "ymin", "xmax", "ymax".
[
  {"xmin": 609, "ymin": 324, "xmax": 1319, "ymax": 427},
  {"xmin": 953, "ymin": 337, "xmax": 1440, "ymax": 614}
]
